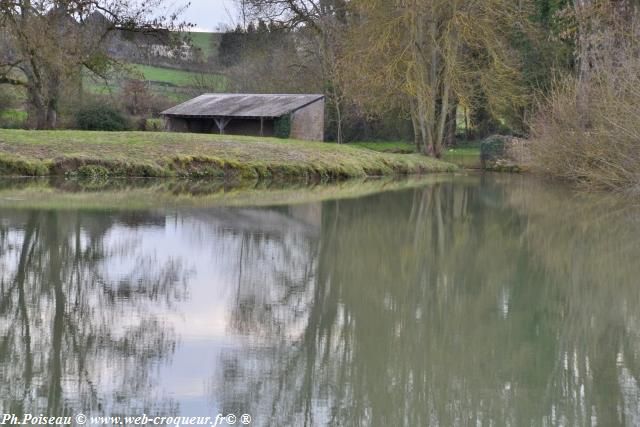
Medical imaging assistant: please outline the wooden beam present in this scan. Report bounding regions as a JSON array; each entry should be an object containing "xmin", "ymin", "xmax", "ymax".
[{"xmin": 214, "ymin": 117, "xmax": 231, "ymax": 134}]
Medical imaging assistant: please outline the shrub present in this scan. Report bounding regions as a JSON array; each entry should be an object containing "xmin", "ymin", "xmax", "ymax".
[
  {"xmin": 0, "ymin": 88, "xmax": 18, "ymax": 111},
  {"xmin": 274, "ymin": 114, "xmax": 291, "ymax": 138},
  {"xmin": 531, "ymin": 66, "xmax": 640, "ymax": 191},
  {"xmin": 0, "ymin": 153, "xmax": 49, "ymax": 176},
  {"xmin": 0, "ymin": 109, "xmax": 28, "ymax": 129},
  {"xmin": 76, "ymin": 103, "xmax": 131, "ymax": 131},
  {"xmin": 134, "ymin": 117, "xmax": 165, "ymax": 131},
  {"xmin": 77, "ymin": 165, "xmax": 110, "ymax": 180}
]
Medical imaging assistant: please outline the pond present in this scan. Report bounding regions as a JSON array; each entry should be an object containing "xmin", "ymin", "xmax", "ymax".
[{"xmin": 0, "ymin": 174, "xmax": 639, "ymax": 426}]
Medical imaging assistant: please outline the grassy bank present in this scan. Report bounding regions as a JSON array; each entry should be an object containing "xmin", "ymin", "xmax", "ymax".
[
  {"xmin": 348, "ymin": 140, "xmax": 481, "ymax": 168},
  {"xmin": 0, "ymin": 130, "xmax": 455, "ymax": 180}
]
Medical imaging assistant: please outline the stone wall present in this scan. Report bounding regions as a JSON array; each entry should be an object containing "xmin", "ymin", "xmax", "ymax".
[{"xmin": 290, "ymin": 99, "xmax": 325, "ymax": 141}]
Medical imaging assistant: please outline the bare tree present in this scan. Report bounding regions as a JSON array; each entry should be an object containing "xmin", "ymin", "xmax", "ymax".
[
  {"xmin": 0, "ymin": 0, "xmax": 188, "ymax": 129},
  {"xmin": 241, "ymin": 0, "xmax": 348, "ymax": 142}
]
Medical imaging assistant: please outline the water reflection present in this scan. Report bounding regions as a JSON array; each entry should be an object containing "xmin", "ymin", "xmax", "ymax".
[
  {"xmin": 0, "ymin": 210, "xmax": 187, "ymax": 418},
  {"xmin": 212, "ymin": 176, "xmax": 640, "ymax": 426},
  {"xmin": 1, "ymin": 176, "xmax": 640, "ymax": 426}
]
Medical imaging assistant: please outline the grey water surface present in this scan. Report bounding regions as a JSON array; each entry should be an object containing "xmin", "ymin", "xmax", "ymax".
[{"xmin": 1, "ymin": 174, "xmax": 639, "ymax": 426}]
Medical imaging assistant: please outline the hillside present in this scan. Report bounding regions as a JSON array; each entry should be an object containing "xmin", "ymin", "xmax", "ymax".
[
  {"xmin": 186, "ymin": 32, "xmax": 223, "ymax": 60},
  {"xmin": 86, "ymin": 31, "xmax": 227, "ymax": 103},
  {"xmin": 86, "ymin": 62, "xmax": 227, "ymax": 102}
]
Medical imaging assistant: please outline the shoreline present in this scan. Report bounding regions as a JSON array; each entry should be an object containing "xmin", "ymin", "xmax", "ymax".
[{"xmin": 0, "ymin": 130, "xmax": 456, "ymax": 180}]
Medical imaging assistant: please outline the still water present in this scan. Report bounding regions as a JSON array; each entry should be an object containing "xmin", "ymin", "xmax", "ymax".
[{"xmin": 1, "ymin": 175, "xmax": 639, "ymax": 426}]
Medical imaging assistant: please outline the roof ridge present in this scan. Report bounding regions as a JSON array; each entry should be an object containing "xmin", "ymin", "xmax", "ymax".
[{"xmin": 197, "ymin": 93, "xmax": 324, "ymax": 97}]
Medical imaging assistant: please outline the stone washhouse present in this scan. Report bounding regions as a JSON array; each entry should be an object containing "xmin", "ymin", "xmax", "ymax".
[{"xmin": 161, "ymin": 93, "xmax": 325, "ymax": 141}]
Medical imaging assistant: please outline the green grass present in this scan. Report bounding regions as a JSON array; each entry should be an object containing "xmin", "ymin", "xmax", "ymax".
[
  {"xmin": 350, "ymin": 139, "xmax": 482, "ymax": 168},
  {"xmin": 130, "ymin": 64, "xmax": 225, "ymax": 88},
  {"xmin": 349, "ymin": 141, "xmax": 417, "ymax": 154},
  {"xmin": 0, "ymin": 109, "xmax": 27, "ymax": 121},
  {"xmin": 444, "ymin": 147, "xmax": 481, "ymax": 156},
  {"xmin": 442, "ymin": 140, "xmax": 481, "ymax": 168},
  {"xmin": 0, "ymin": 129, "xmax": 456, "ymax": 180}
]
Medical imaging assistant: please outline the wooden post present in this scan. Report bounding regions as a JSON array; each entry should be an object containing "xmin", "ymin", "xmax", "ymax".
[
  {"xmin": 214, "ymin": 117, "xmax": 231, "ymax": 134},
  {"xmin": 260, "ymin": 117, "xmax": 264, "ymax": 137}
]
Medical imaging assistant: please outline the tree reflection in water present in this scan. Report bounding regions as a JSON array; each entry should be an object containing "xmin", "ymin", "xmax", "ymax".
[
  {"xmin": 0, "ymin": 210, "xmax": 187, "ymax": 418},
  {"xmin": 1, "ymin": 176, "xmax": 639, "ymax": 427},
  {"xmin": 214, "ymin": 176, "xmax": 640, "ymax": 427}
]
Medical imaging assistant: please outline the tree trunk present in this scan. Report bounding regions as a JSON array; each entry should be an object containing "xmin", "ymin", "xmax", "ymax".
[
  {"xmin": 334, "ymin": 94, "xmax": 343, "ymax": 144},
  {"xmin": 46, "ymin": 104, "xmax": 57, "ymax": 129},
  {"xmin": 45, "ymin": 74, "xmax": 60, "ymax": 129},
  {"xmin": 23, "ymin": 62, "xmax": 61, "ymax": 129},
  {"xmin": 464, "ymin": 106, "xmax": 470, "ymax": 141},
  {"xmin": 30, "ymin": 95, "xmax": 48, "ymax": 130},
  {"xmin": 445, "ymin": 103, "xmax": 457, "ymax": 148},
  {"xmin": 410, "ymin": 101, "xmax": 421, "ymax": 151},
  {"xmin": 416, "ymin": 93, "xmax": 430, "ymax": 155},
  {"xmin": 434, "ymin": 80, "xmax": 452, "ymax": 158}
]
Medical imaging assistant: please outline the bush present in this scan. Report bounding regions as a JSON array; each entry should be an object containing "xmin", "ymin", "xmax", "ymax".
[
  {"xmin": 77, "ymin": 164, "xmax": 110, "ymax": 180},
  {"xmin": 0, "ymin": 109, "xmax": 28, "ymax": 129},
  {"xmin": 531, "ymin": 65, "xmax": 640, "ymax": 191},
  {"xmin": 133, "ymin": 117, "xmax": 165, "ymax": 132},
  {"xmin": 147, "ymin": 118, "xmax": 164, "ymax": 131},
  {"xmin": 274, "ymin": 114, "xmax": 291, "ymax": 138},
  {"xmin": 76, "ymin": 103, "xmax": 131, "ymax": 131}
]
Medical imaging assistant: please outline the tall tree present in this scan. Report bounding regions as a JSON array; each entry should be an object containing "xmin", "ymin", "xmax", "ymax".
[
  {"xmin": 341, "ymin": 0, "xmax": 528, "ymax": 156},
  {"xmin": 242, "ymin": 0, "xmax": 348, "ymax": 142},
  {"xmin": 570, "ymin": 0, "xmax": 639, "ymax": 124},
  {"xmin": 0, "ymin": 0, "xmax": 186, "ymax": 129}
]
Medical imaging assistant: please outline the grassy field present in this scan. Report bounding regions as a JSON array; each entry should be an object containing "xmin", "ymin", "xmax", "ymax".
[
  {"xmin": 85, "ymin": 63, "xmax": 227, "ymax": 102},
  {"xmin": 130, "ymin": 64, "xmax": 225, "ymax": 88},
  {"xmin": 0, "ymin": 130, "xmax": 456, "ymax": 180}
]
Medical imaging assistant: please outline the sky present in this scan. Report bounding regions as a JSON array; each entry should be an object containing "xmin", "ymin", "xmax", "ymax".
[{"xmin": 177, "ymin": 0, "xmax": 239, "ymax": 32}]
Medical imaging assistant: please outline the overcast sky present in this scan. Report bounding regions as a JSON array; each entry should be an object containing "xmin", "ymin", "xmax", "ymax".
[{"xmin": 177, "ymin": 0, "xmax": 239, "ymax": 32}]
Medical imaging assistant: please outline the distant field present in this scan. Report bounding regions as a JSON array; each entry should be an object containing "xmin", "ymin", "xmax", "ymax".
[
  {"xmin": 85, "ymin": 63, "xmax": 227, "ymax": 102},
  {"xmin": 185, "ymin": 32, "xmax": 222, "ymax": 59},
  {"xmin": 130, "ymin": 64, "xmax": 225, "ymax": 88}
]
